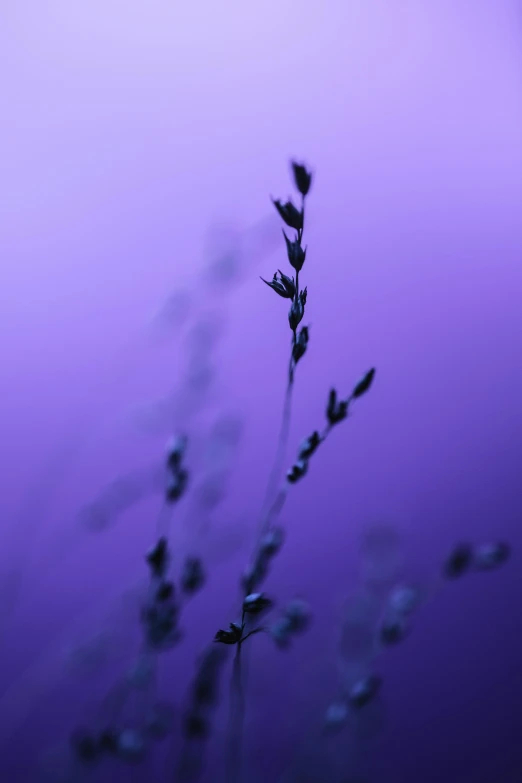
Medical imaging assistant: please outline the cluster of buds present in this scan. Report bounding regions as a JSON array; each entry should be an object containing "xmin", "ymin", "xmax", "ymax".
[
  {"xmin": 141, "ymin": 574, "xmax": 180, "ymax": 651},
  {"xmin": 443, "ymin": 540, "xmax": 510, "ymax": 579},
  {"xmin": 323, "ymin": 674, "xmax": 382, "ymax": 734},
  {"xmin": 270, "ymin": 598, "xmax": 312, "ymax": 649},
  {"xmin": 70, "ymin": 726, "xmax": 146, "ymax": 766},
  {"xmin": 286, "ymin": 371, "xmax": 376, "ymax": 486}
]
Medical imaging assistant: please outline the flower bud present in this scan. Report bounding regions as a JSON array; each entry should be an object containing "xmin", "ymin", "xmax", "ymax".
[
  {"xmin": 243, "ymin": 592, "xmax": 273, "ymax": 616},
  {"xmin": 261, "ymin": 270, "xmax": 296, "ymax": 299},
  {"xmin": 181, "ymin": 557, "xmax": 206, "ymax": 593},
  {"xmin": 443, "ymin": 543, "xmax": 473, "ymax": 579},
  {"xmin": 272, "ymin": 199, "xmax": 303, "ymax": 230},
  {"xmin": 291, "ymin": 161, "xmax": 313, "ymax": 196},
  {"xmin": 351, "ymin": 368, "xmax": 376, "ymax": 399},
  {"xmin": 474, "ymin": 541, "xmax": 510, "ymax": 570},
  {"xmin": 146, "ymin": 537, "xmax": 169, "ymax": 578},
  {"xmin": 287, "ymin": 458, "xmax": 308, "ymax": 484},
  {"xmin": 298, "ymin": 430, "xmax": 321, "ymax": 460},
  {"xmin": 259, "ymin": 526, "xmax": 285, "ymax": 558},
  {"xmin": 326, "ymin": 388, "xmax": 348, "ymax": 426},
  {"xmin": 283, "ymin": 231, "xmax": 306, "ymax": 271},
  {"xmin": 349, "ymin": 674, "xmax": 382, "ymax": 708},
  {"xmin": 292, "ymin": 325, "xmax": 309, "ymax": 364}
]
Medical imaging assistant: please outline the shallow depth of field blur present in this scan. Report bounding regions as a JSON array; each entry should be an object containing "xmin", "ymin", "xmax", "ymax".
[{"xmin": 1, "ymin": 1, "xmax": 522, "ymax": 781}]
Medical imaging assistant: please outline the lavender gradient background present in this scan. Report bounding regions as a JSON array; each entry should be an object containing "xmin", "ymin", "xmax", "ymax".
[{"xmin": 1, "ymin": 1, "xmax": 522, "ymax": 781}]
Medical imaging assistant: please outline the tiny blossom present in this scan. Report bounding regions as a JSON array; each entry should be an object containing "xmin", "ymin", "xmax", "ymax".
[
  {"xmin": 287, "ymin": 459, "xmax": 308, "ymax": 484},
  {"xmin": 387, "ymin": 584, "xmax": 420, "ymax": 617},
  {"xmin": 146, "ymin": 538, "xmax": 169, "ymax": 578},
  {"xmin": 214, "ymin": 622, "xmax": 243, "ymax": 645},
  {"xmin": 284, "ymin": 599, "xmax": 311, "ymax": 633},
  {"xmin": 349, "ymin": 674, "xmax": 382, "ymax": 708},
  {"xmin": 243, "ymin": 592, "xmax": 273, "ymax": 615},
  {"xmin": 117, "ymin": 729, "xmax": 146, "ymax": 762},
  {"xmin": 326, "ymin": 388, "xmax": 348, "ymax": 426},
  {"xmin": 324, "ymin": 701, "xmax": 349, "ymax": 732},
  {"xmin": 259, "ymin": 526, "xmax": 285, "ymax": 558},
  {"xmin": 443, "ymin": 543, "xmax": 473, "ymax": 579},
  {"xmin": 283, "ymin": 231, "xmax": 307, "ymax": 271},
  {"xmin": 166, "ymin": 434, "xmax": 187, "ymax": 470},
  {"xmin": 380, "ymin": 615, "xmax": 409, "ymax": 646},
  {"xmin": 351, "ymin": 368, "xmax": 376, "ymax": 399},
  {"xmin": 272, "ymin": 199, "xmax": 303, "ymax": 231},
  {"xmin": 291, "ymin": 161, "xmax": 313, "ymax": 196},
  {"xmin": 474, "ymin": 542, "xmax": 510, "ymax": 571},
  {"xmin": 181, "ymin": 557, "xmax": 206, "ymax": 593}
]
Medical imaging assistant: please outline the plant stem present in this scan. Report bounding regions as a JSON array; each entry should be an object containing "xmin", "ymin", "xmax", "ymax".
[{"xmin": 224, "ymin": 642, "xmax": 245, "ymax": 783}]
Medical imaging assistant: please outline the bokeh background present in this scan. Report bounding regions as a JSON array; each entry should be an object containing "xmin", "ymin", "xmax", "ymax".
[{"xmin": 1, "ymin": 1, "xmax": 522, "ymax": 781}]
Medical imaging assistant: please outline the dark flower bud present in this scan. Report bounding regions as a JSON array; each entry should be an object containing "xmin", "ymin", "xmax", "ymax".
[
  {"xmin": 71, "ymin": 729, "xmax": 98, "ymax": 763},
  {"xmin": 289, "ymin": 293, "xmax": 306, "ymax": 332},
  {"xmin": 351, "ymin": 368, "xmax": 376, "ymax": 399},
  {"xmin": 284, "ymin": 599, "xmax": 311, "ymax": 633},
  {"xmin": 323, "ymin": 702, "xmax": 349, "ymax": 733},
  {"xmin": 98, "ymin": 729, "xmax": 119, "ymax": 754},
  {"xmin": 272, "ymin": 199, "xmax": 303, "ymax": 230},
  {"xmin": 291, "ymin": 161, "xmax": 313, "ymax": 196},
  {"xmin": 181, "ymin": 557, "xmax": 205, "ymax": 593},
  {"xmin": 380, "ymin": 616, "xmax": 409, "ymax": 646},
  {"xmin": 116, "ymin": 729, "xmax": 146, "ymax": 762},
  {"xmin": 349, "ymin": 674, "xmax": 382, "ymax": 708},
  {"xmin": 156, "ymin": 581, "xmax": 175, "ymax": 602},
  {"xmin": 292, "ymin": 325, "xmax": 309, "ymax": 364},
  {"xmin": 298, "ymin": 430, "xmax": 321, "ymax": 460},
  {"xmin": 146, "ymin": 537, "xmax": 169, "ymax": 578},
  {"xmin": 474, "ymin": 541, "xmax": 511, "ymax": 570},
  {"xmin": 283, "ymin": 231, "xmax": 307, "ymax": 271},
  {"xmin": 145, "ymin": 701, "xmax": 176, "ymax": 740},
  {"xmin": 243, "ymin": 592, "xmax": 273, "ymax": 615},
  {"xmin": 241, "ymin": 556, "xmax": 268, "ymax": 594},
  {"xmin": 192, "ymin": 646, "xmax": 227, "ymax": 706},
  {"xmin": 259, "ymin": 526, "xmax": 285, "ymax": 558},
  {"xmin": 287, "ymin": 458, "xmax": 308, "ymax": 484},
  {"xmin": 183, "ymin": 711, "xmax": 209, "ymax": 739},
  {"xmin": 326, "ymin": 388, "xmax": 348, "ymax": 426},
  {"xmin": 260, "ymin": 270, "xmax": 296, "ymax": 299},
  {"xmin": 214, "ymin": 622, "xmax": 243, "ymax": 645},
  {"xmin": 166, "ymin": 435, "xmax": 187, "ymax": 471},
  {"xmin": 443, "ymin": 543, "xmax": 473, "ymax": 579},
  {"xmin": 270, "ymin": 617, "xmax": 293, "ymax": 648},
  {"xmin": 166, "ymin": 468, "xmax": 188, "ymax": 503}
]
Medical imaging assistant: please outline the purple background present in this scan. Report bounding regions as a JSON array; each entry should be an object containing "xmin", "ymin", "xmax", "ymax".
[{"xmin": 1, "ymin": 1, "xmax": 522, "ymax": 781}]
